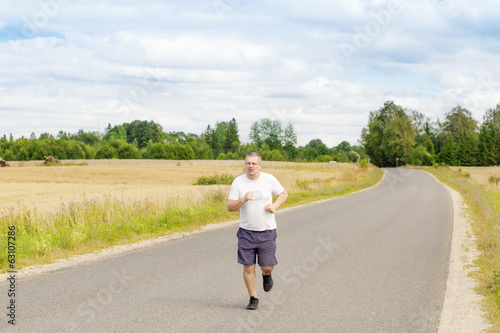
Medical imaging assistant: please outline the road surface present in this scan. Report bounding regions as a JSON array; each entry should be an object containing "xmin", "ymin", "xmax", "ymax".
[{"xmin": 2, "ymin": 168, "xmax": 453, "ymax": 332}]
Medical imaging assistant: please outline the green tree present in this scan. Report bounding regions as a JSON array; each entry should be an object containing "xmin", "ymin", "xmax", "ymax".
[
  {"xmin": 225, "ymin": 118, "xmax": 240, "ymax": 153},
  {"xmin": 305, "ymin": 139, "xmax": 324, "ymax": 150},
  {"xmin": 336, "ymin": 141, "xmax": 351, "ymax": 152},
  {"xmin": 387, "ymin": 110, "xmax": 416, "ymax": 163},
  {"xmin": 361, "ymin": 101, "xmax": 416, "ymax": 166},
  {"xmin": 71, "ymin": 129, "xmax": 102, "ymax": 145},
  {"xmin": 348, "ymin": 151, "xmax": 360, "ymax": 163},
  {"xmin": 456, "ymin": 132, "xmax": 479, "ymax": 166},
  {"xmin": 283, "ymin": 123, "xmax": 297, "ymax": 148},
  {"xmin": 122, "ymin": 120, "xmax": 163, "ymax": 148},
  {"xmin": 117, "ymin": 142, "xmax": 141, "ymax": 159},
  {"xmin": 409, "ymin": 145, "xmax": 433, "ymax": 166},
  {"xmin": 95, "ymin": 144, "xmax": 118, "ymax": 159},
  {"xmin": 440, "ymin": 105, "xmax": 478, "ymax": 144},
  {"xmin": 439, "ymin": 135, "xmax": 456, "ymax": 166},
  {"xmin": 249, "ymin": 118, "xmax": 287, "ymax": 150},
  {"xmin": 480, "ymin": 104, "xmax": 500, "ymax": 165}
]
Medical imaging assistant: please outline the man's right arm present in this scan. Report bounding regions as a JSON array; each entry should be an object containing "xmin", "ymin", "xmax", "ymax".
[{"xmin": 227, "ymin": 192, "xmax": 253, "ymax": 211}]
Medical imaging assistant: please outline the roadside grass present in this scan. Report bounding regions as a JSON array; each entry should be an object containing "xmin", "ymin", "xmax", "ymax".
[
  {"xmin": 418, "ymin": 166, "xmax": 500, "ymax": 331},
  {"xmin": 0, "ymin": 189, "xmax": 234, "ymax": 270},
  {"xmin": 0, "ymin": 164, "xmax": 383, "ymax": 273},
  {"xmin": 286, "ymin": 167, "xmax": 383, "ymax": 206}
]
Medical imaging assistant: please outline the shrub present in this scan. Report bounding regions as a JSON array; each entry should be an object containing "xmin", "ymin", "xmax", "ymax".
[
  {"xmin": 489, "ymin": 174, "xmax": 500, "ymax": 186},
  {"xmin": 193, "ymin": 173, "xmax": 235, "ymax": 185},
  {"xmin": 359, "ymin": 159, "xmax": 369, "ymax": 169}
]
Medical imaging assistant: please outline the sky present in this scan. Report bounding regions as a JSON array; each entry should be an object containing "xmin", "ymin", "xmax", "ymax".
[{"xmin": 1, "ymin": 0, "xmax": 499, "ymax": 147}]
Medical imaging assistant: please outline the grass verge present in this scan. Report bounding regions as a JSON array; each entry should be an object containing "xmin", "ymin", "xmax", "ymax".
[
  {"xmin": 417, "ymin": 166, "xmax": 500, "ymax": 331},
  {"xmin": 0, "ymin": 165, "xmax": 383, "ymax": 273}
]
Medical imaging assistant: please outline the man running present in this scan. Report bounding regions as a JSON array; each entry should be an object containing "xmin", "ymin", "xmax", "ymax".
[{"xmin": 227, "ymin": 152, "xmax": 288, "ymax": 310}]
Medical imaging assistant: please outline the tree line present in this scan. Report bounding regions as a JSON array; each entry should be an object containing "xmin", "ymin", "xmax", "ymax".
[
  {"xmin": 361, "ymin": 101, "xmax": 500, "ymax": 167},
  {"xmin": 0, "ymin": 118, "xmax": 362, "ymax": 163},
  {"xmin": 2, "ymin": 101, "xmax": 498, "ymax": 166}
]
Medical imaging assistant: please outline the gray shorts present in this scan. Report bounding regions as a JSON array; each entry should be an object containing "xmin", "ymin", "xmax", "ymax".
[{"xmin": 237, "ymin": 227, "xmax": 278, "ymax": 267}]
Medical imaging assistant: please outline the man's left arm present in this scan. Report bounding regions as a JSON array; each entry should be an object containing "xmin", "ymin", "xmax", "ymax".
[{"xmin": 265, "ymin": 190, "xmax": 288, "ymax": 214}]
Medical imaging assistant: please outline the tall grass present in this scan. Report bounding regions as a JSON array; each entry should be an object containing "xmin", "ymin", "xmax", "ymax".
[
  {"xmin": 422, "ymin": 166, "xmax": 500, "ymax": 331},
  {"xmin": 0, "ymin": 165, "xmax": 383, "ymax": 273},
  {"xmin": 286, "ymin": 166, "xmax": 383, "ymax": 206},
  {"xmin": 0, "ymin": 189, "xmax": 232, "ymax": 271}
]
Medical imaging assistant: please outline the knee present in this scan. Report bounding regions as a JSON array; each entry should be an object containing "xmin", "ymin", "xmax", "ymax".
[
  {"xmin": 244, "ymin": 265, "xmax": 256, "ymax": 273},
  {"xmin": 261, "ymin": 266, "xmax": 274, "ymax": 274}
]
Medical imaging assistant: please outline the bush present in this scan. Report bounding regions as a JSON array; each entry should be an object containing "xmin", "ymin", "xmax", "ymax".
[
  {"xmin": 193, "ymin": 173, "xmax": 235, "ymax": 185},
  {"xmin": 489, "ymin": 174, "xmax": 500, "ymax": 186},
  {"xmin": 359, "ymin": 159, "xmax": 369, "ymax": 169}
]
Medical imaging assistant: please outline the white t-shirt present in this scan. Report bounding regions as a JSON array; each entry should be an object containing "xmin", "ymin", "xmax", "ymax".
[{"xmin": 228, "ymin": 172, "xmax": 285, "ymax": 231}]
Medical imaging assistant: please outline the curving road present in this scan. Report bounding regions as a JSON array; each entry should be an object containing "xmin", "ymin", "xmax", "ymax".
[{"xmin": 3, "ymin": 169, "xmax": 453, "ymax": 332}]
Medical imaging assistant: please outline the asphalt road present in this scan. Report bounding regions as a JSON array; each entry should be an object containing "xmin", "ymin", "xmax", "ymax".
[{"xmin": 2, "ymin": 168, "xmax": 453, "ymax": 332}]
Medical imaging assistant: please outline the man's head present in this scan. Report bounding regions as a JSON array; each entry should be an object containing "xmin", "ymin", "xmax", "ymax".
[{"xmin": 245, "ymin": 152, "xmax": 262, "ymax": 179}]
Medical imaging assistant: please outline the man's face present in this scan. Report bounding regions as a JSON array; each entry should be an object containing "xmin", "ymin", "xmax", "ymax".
[{"xmin": 245, "ymin": 156, "xmax": 262, "ymax": 178}]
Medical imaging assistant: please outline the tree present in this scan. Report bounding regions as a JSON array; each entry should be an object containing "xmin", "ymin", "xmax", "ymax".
[
  {"xmin": 116, "ymin": 142, "xmax": 141, "ymax": 159},
  {"xmin": 283, "ymin": 123, "xmax": 297, "ymax": 148},
  {"xmin": 456, "ymin": 133, "xmax": 478, "ymax": 166},
  {"xmin": 72, "ymin": 129, "xmax": 102, "ymax": 145},
  {"xmin": 387, "ymin": 110, "xmax": 416, "ymax": 163},
  {"xmin": 336, "ymin": 141, "xmax": 351, "ymax": 152},
  {"xmin": 348, "ymin": 151, "xmax": 360, "ymax": 163},
  {"xmin": 440, "ymin": 135, "xmax": 456, "ymax": 166},
  {"xmin": 122, "ymin": 120, "xmax": 163, "ymax": 148},
  {"xmin": 481, "ymin": 104, "xmax": 500, "ymax": 165},
  {"xmin": 441, "ymin": 105, "xmax": 478, "ymax": 143},
  {"xmin": 483, "ymin": 103, "xmax": 500, "ymax": 127},
  {"xmin": 305, "ymin": 139, "xmax": 324, "ymax": 150},
  {"xmin": 95, "ymin": 144, "xmax": 118, "ymax": 159},
  {"xmin": 249, "ymin": 118, "xmax": 286, "ymax": 150},
  {"xmin": 224, "ymin": 118, "xmax": 240, "ymax": 153},
  {"xmin": 410, "ymin": 145, "xmax": 433, "ymax": 166},
  {"xmin": 361, "ymin": 101, "xmax": 416, "ymax": 166}
]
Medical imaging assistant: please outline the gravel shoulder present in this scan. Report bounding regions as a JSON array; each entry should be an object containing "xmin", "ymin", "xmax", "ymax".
[{"xmin": 434, "ymin": 176, "xmax": 491, "ymax": 332}]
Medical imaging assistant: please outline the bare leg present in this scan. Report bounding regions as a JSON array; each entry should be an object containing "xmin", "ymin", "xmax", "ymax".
[
  {"xmin": 261, "ymin": 266, "xmax": 274, "ymax": 276},
  {"xmin": 243, "ymin": 265, "xmax": 258, "ymax": 298}
]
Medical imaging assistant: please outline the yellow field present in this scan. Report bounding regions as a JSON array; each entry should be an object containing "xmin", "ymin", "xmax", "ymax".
[
  {"xmin": 0, "ymin": 159, "xmax": 362, "ymax": 215},
  {"xmin": 449, "ymin": 166, "xmax": 500, "ymax": 189}
]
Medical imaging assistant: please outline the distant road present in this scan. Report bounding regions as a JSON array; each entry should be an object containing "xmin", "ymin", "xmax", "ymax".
[{"xmin": 4, "ymin": 169, "xmax": 453, "ymax": 332}]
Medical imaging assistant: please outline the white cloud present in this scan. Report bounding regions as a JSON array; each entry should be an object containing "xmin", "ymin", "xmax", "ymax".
[{"xmin": 0, "ymin": 0, "xmax": 499, "ymax": 147}]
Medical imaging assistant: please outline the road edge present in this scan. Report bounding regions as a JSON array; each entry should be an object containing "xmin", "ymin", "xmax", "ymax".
[
  {"xmin": 423, "ymin": 171, "xmax": 491, "ymax": 332},
  {"xmin": 1, "ymin": 169, "xmax": 387, "ymax": 281}
]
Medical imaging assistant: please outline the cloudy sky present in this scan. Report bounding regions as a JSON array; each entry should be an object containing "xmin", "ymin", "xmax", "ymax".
[{"xmin": 1, "ymin": 0, "xmax": 499, "ymax": 147}]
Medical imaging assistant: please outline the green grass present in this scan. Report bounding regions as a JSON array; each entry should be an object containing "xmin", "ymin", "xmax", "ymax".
[
  {"xmin": 286, "ymin": 167, "xmax": 383, "ymax": 207},
  {"xmin": 193, "ymin": 173, "xmax": 235, "ymax": 185},
  {"xmin": 0, "ymin": 166, "xmax": 383, "ymax": 273},
  {"xmin": 417, "ymin": 166, "xmax": 500, "ymax": 331},
  {"xmin": 0, "ymin": 189, "xmax": 233, "ymax": 271}
]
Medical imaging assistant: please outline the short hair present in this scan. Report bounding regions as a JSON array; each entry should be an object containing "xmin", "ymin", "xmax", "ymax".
[{"xmin": 245, "ymin": 152, "xmax": 262, "ymax": 164}]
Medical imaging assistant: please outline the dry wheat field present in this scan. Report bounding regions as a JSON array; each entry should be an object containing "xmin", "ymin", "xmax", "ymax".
[
  {"xmin": 0, "ymin": 159, "xmax": 379, "ymax": 271},
  {"xmin": 0, "ymin": 159, "xmax": 363, "ymax": 215},
  {"xmin": 449, "ymin": 166, "xmax": 500, "ymax": 189}
]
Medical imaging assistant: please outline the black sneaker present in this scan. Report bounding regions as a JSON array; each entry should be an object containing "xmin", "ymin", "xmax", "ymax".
[
  {"xmin": 263, "ymin": 273, "xmax": 273, "ymax": 292},
  {"xmin": 246, "ymin": 297, "xmax": 258, "ymax": 310}
]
